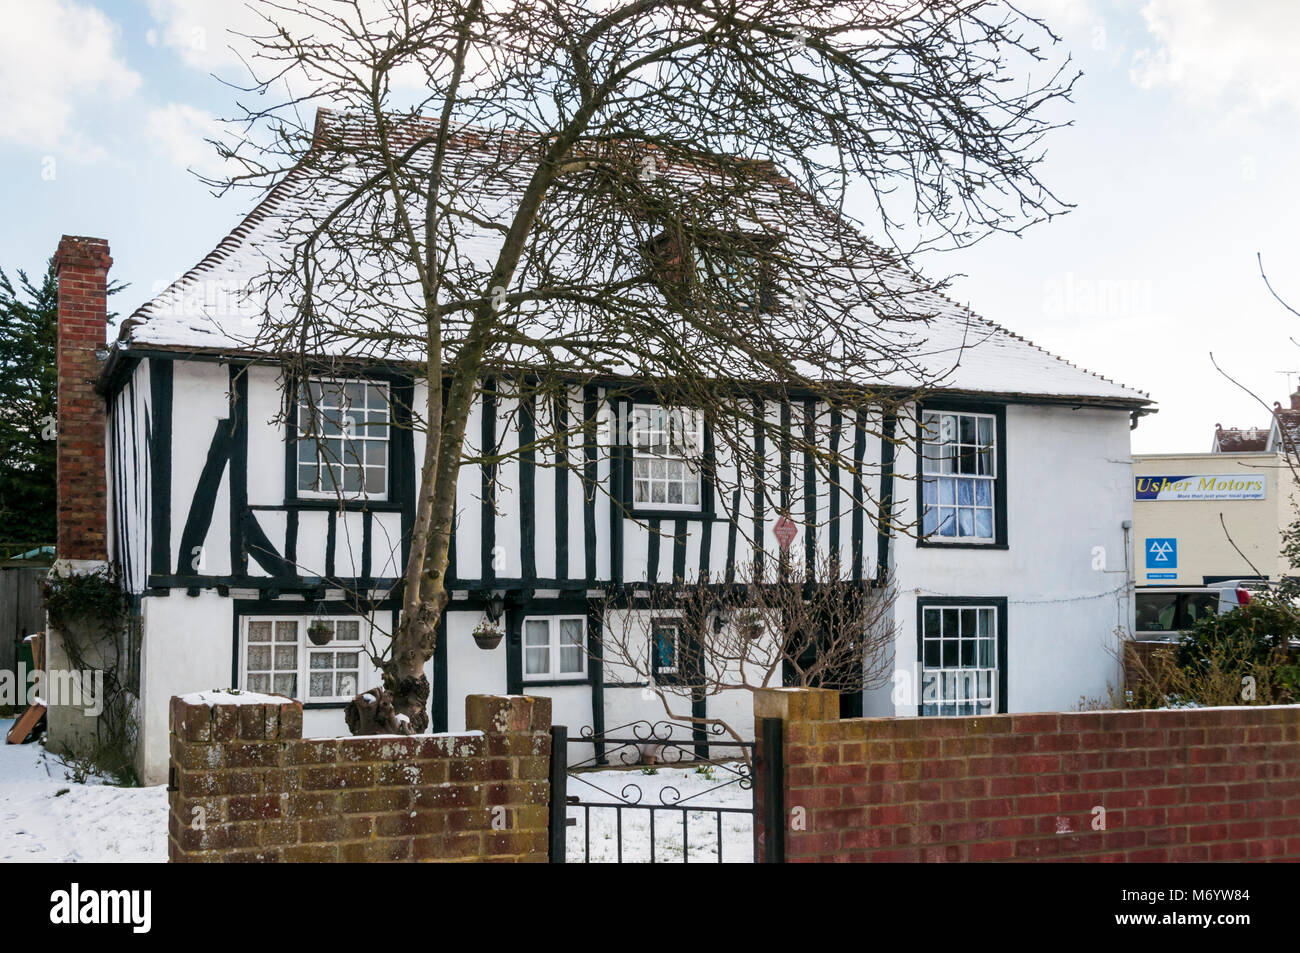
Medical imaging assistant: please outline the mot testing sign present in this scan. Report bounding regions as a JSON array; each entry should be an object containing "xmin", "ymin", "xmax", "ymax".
[
  {"xmin": 1145, "ymin": 537, "xmax": 1177, "ymax": 579},
  {"xmin": 1135, "ymin": 474, "xmax": 1266, "ymax": 502}
]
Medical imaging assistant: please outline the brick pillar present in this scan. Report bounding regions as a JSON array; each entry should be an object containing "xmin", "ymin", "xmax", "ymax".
[
  {"xmin": 753, "ymin": 686, "xmax": 839, "ymax": 863},
  {"xmin": 53, "ymin": 235, "xmax": 112, "ymax": 562}
]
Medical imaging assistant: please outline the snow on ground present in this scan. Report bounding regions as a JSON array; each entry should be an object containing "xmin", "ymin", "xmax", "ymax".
[
  {"xmin": 0, "ymin": 720, "xmax": 751, "ymax": 863},
  {"xmin": 565, "ymin": 761, "xmax": 753, "ymax": 863},
  {"xmin": 0, "ymin": 719, "xmax": 168, "ymax": 863}
]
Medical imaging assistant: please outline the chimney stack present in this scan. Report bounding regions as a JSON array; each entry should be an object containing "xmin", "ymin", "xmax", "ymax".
[
  {"xmin": 1291, "ymin": 386, "xmax": 1300, "ymax": 411},
  {"xmin": 53, "ymin": 235, "xmax": 111, "ymax": 564}
]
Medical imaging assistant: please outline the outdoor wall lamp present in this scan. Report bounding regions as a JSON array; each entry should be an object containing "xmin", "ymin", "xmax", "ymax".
[{"xmin": 484, "ymin": 591, "xmax": 506, "ymax": 623}]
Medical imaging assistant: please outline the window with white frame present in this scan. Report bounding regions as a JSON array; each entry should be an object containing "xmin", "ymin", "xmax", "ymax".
[
  {"xmin": 297, "ymin": 379, "xmax": 390, "ymax": 500},
  {"xmin": 522, "ymin": 616, "xmax": 587, "ymax": 681},
  {"xmin": 919, "ymin": 605, "xmax": 999, "ymax": 715},
  {"xmin": 920, "ymin": 410, "xmax": 996, "ymax": 541},
  {"xmin": 630, "ymin": 404, "xmax": 704, "ymax": 510},
  {"xmin": 241, "ymin": 616, "xmax": 367, "ymax": 703}
]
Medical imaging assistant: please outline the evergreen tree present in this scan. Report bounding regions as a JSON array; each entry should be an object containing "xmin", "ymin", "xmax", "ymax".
[{"xmin": 0, "ymin": 260, "xmax": 122, "ymax": 548}]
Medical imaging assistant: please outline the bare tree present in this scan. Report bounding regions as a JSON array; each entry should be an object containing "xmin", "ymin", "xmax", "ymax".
[
  {"xmin": 200, "ymin": 0, "xmax": 1077, "ymax": 732},
  {"xmin": 600, "ymin": 551, "xmax": 897, "ymax": 752}
]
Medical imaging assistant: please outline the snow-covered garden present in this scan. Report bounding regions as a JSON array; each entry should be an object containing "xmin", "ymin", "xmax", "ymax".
[
  {"xmin": 0, "ymin": 718, "xmax": 752, "ymax": 863},
  {"xmin": 0, "ymin": 719, "xmax": 167, "ymax": 863}
]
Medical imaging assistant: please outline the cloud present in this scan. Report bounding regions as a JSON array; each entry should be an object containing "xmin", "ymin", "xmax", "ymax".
[
  {"xmin": 1016, "ymin": 0, "xmax": 1099, "ymax": 34},
  {"xmin": 0, "ymin": 0, "xmax": 140, "ymax": 153},
  {"xmin": 146, "ymin": 103, "xmax": 226, "ymax": 176},
  {"xmin": 1132, "ymin": 0, "xmax": 1300, "ymax": 114}
]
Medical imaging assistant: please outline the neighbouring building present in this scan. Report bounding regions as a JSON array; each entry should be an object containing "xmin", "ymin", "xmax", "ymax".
[
  {"xmin": 46, "ymin": 110, "xmax": 1152, "ymax": 783},
  {"xmin": 1131, "ymin": 392, "xmax": 1300, "ymax": 639}
]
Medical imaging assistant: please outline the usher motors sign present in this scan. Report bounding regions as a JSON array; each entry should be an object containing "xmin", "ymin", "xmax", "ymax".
[{"xmin": 1135, "ymin": 474, "xmax": 1266, "ymax": 502}]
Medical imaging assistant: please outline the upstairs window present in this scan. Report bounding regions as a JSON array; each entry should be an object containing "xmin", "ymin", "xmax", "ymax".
[
  {"xmin": 297, "ymin": 379, "xmax": 390, "ymax": 500},
  {"xmin": 921, "ymin": 409, "xmax": 998, "ymax": 542},
  {"xmin": 648, "ymin": 232, "xmax": 773, "ymax": 313},
  {"xmin": 694, "ymin": 247, "xmax": 766, "ymax": 312},
  {"xmin": 630, "ymin": 404, "xmax": 704, "ymax": 511}
]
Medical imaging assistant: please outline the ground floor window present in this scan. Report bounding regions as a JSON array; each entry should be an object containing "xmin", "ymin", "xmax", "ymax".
[
  {"xmin": 917, "ymin": 600, "xmax": 1006, "ymax": 715},
  {"xmin": 522, "ymin": 616, "xmax": 586, "ymax": 681},
  {"xmin": 651, "ymin": 618, "xmax": 681, "ymax": 678},
  {"xmin": 241, "ymin": 616, "xmax": 367, "ymax": 703}
]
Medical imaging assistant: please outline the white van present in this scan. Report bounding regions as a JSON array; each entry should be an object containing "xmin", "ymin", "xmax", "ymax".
[{"xmin": 1134, "ymin": 580, "xmax": 1267, "ymax": 641}]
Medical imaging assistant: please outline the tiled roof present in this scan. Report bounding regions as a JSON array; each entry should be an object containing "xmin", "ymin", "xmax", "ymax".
[
  {"xmin": 1213, "ymin": 426, "xmax": 1269, "ymax": 453},
  {"xmin": 120, "ymin": 108, "xmax": 1151, "ymax": 406}
]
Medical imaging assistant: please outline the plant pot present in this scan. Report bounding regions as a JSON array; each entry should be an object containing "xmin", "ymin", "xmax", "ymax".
[
  {"xmin": 472, "ymin": 629, "xmax": 503, "ymax": 650},
  {"xmin": 307, "ymin": 623, "xmax": 333, "ymax": 646}
]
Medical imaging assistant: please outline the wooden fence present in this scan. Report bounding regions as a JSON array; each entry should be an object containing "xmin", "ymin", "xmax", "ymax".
[{"xmin": 0, "ymin": 567, "xmax": 47, "ymax": 683}]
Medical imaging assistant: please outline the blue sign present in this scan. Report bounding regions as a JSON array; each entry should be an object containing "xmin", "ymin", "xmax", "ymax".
[{"xmin": 1145, "ymin": 537, "xmax": 1177, "ymax": 570}]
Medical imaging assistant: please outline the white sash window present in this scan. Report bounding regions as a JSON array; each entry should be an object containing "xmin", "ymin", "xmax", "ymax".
[{"xmin": 297, "ymin": 379, "xmax": 390, "ymax": 500}]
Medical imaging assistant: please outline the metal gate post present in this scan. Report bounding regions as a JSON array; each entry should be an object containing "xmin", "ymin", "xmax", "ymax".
[
  {"xmin": 760, "ymin": 716, "xmax": 785, "ymax": 863},
  {"xmin": 548, "ymin": 725, "xmax": 567, "ymax": 863}
]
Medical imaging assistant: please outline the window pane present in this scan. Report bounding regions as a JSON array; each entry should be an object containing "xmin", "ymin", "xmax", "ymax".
[
  {"xmin": 275, "ymin": 622, "xmax": 298, "ymax": 642},
  {"xmin": 525, "ymin": 647, "xmax": 549, "ymax": 676},
  {"xmin": 274, "ymin": 646, "xmax": 297, "ymax": 669},
  {"xmin": 310, "ymin": 672, "xmax": 332, "ymax": 697},
  {"xmin": 248, "ymin": 621, "xmax": 272, "ymax": 643},
  {"xmin": 273, "ymin": 674, "xmax": 297, "ymax": 696},
  {"xmin": 559, "ymin": 619, "xmax": 584, "ymax": 648},
  {"xmin": 247, "ymin": 673, "xmax": 270, "ymax": 693},
  {"xmin": 959, "ymin": 415, "xmax": 977, "ymax": 444},
  {"xmin": 246, "ymin": 645, "xmax": 272, "ymax": 670},
  {"xmin": 1136, "ymin": 592, "xmax": 1178, "ymax": 632},
  {"xmin": 924, "ymin": 639, "xmax": 940, "ymax": 667},
  {"xmin": 654, "ymin": 626, "xmax": 677, "ymax": 669},
  {"xmin": 1180, "ymin": 592, "xmax": 1218, "ymax": 628},
  {"xmin": 922, "ymin": 505, "xmax": 937, "ymax": 536},
  {"xmin": 524, "ymin": 620, "xmax": 550, "ymax": 647}
]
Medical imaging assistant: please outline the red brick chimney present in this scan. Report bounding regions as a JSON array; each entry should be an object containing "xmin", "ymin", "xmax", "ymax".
[{"xmin": 53, "ymin": 236, "xmax": 111, "ymax": 563}]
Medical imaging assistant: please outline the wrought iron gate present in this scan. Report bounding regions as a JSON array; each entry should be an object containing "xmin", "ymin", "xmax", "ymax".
[{"xmin": 548, "ymin": 719, "xmax": 780, "ymax": 863}]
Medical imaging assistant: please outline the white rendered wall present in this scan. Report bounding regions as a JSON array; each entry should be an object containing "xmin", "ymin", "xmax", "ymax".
[{"xmin": 879, "ymin": 403, "xmax": 1134, "ymax": 716}]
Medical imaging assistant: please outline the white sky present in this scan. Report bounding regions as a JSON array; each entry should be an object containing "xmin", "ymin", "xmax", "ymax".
[{"xmin": 1, "ymin": 0, "xmax": 1297, "ymax": 453}]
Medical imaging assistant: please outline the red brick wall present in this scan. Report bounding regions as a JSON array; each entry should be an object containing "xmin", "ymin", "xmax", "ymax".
[
  {"xmin": 168, "ymin": 694, "xmax": 553, "ymax": 862},
  {"xmin": 53, "ymin": 235, "xmax": 111, "ymax": 562},
  {"xmin": 755, "ymin": 688, "xmax": 1300, "ymax": 863}
]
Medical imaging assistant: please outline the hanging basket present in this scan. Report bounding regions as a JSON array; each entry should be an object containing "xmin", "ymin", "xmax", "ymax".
[
  {"xmin": 472, "ymin": 621, "xmax": 504, "ymax": 651},
  {"xmin": 735, "ymin": 612, "xmax": 762, "ymax": 641},
  {"xmin": 307, "ymin": 621, "xmax": 334, "ymax": 646}
]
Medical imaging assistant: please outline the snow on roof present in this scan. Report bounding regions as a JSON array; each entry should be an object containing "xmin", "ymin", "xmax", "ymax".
[
  {"xmin": 1213, "ymin": 425, "xmax": 1269, "ymax": 453},
  {"xmin": 122, "ymin": 109, "xmax": 1149, "ymax": 407}
]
